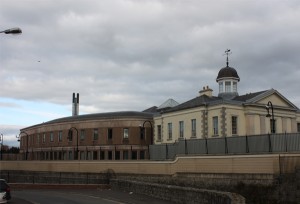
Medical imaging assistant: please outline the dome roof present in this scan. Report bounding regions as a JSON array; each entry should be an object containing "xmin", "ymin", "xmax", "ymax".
[{"xmin": 216, "ymin": 66, "xmax": 240, "ymax": 82}]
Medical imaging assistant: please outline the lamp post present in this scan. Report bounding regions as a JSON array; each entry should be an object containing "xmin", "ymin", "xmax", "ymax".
[
  {"xmin": 68, "ymin": 127, "xmax": 79, "ymax": 160},
  {"xmin": 0, "ymin": 134, "xmax": 3, "ymax": 160},
  {"xmin": 18, "ymin": 131, "xmax": 29, "ymax": 160},
  {"xmin": 266, "ymin": 101, "xmax": 275, "ymax": 134},
  {"xmin": 0, "ymin": 27, "xmax": 22, "ymax": 34},
  {"xmin": 140, "ymin": 121, "xmax": 153, "ymax": 145}
]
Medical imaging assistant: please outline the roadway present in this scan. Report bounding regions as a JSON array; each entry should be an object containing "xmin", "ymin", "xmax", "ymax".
[{"xmin": 10, "ymin": 189, "xmax": 174, "ymax": 204}]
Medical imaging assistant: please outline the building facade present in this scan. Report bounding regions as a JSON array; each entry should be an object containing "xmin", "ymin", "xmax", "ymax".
[
  {"xmin": 153, "ymin": 62, "xmax": 300, "ymax": 144},
  {"xmin": 19, "ymin": 111, "xmax": 153, "ymax": 160}
]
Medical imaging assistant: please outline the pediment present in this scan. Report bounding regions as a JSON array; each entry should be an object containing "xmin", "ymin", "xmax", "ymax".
[
  {"xmin": 249, "ymin": 89, "xmax": 298, "ymax": 109},
  {"xmin": 257, "ymin": 94, "xmax": 291, "ymax": 107}
]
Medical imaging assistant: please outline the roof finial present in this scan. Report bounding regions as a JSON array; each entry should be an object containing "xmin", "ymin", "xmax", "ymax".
[{"xmin": 224, "ymin": 49, "xmax": 232, "ymax": 66}]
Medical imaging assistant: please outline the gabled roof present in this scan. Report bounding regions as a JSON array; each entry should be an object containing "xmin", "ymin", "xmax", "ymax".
[{"xmin": 242, "ymin": 89, "xmax": 299, "ymax": 109}]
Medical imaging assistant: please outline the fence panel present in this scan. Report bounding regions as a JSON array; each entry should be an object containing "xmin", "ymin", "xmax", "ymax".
[
  {"xmin": 177, "ymin": 140, "xmax": 186, "ymax": 155},
  {"xmin": 227, "ymin": 136, "xmax": 247, "ymax": 154},
  {"xmin": 271, "ymin": 134, "xmax": 287, "ymax": 152},
  {"xmin": 247, "ymin": 134, "xmax": 270, "ymax": 153},
  {"xmin": 186, "ymin": 139, "xmax": 207, "ymax": 154},
  {"xmin": 149, "ymin": 145, "xmax": 166, "ymax": 160},
  {"xmin": 207, "ymin": 138, "xmax": 226, "ymax": 154},
  {"xmin": 286, "ymin": 133, "xmax": 300, "ymax": 151},
  {"xmin": 167, "ymin": 143, "xmax": 178, "ymax": 160}
]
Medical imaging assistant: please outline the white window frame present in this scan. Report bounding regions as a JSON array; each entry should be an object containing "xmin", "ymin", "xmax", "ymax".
[{"xmin": 225, "ymin": 81, "xmax": 231, "ymax": 92}]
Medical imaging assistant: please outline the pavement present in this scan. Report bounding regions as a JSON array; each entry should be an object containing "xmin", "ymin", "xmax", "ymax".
[
  {"xmin": 7, "ymin": 185, "xmax": 175, "ymax": 204},
  {"xmin": 7, "ymin": 197, "xmax": 33, "ymax": 204}
]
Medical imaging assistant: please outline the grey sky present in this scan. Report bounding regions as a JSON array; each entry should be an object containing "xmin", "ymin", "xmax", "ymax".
[{"xmin": 1, "ymin": 0, "xmax": 300, "ymax": 146}]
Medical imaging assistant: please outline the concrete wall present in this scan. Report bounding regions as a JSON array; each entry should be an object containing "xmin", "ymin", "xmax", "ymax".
[{"xmin": 1, "ymin": 154, "xmax": 300, "ymax": 175}]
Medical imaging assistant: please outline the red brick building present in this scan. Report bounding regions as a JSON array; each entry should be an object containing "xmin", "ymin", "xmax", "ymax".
[{"xmin": 19, "ymin": 111, "xmax": 154, "ymax": 160}]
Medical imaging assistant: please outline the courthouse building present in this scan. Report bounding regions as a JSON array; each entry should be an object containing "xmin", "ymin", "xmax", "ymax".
[{"xmin": 153, "ymin": 59, "xmax": 300, "ymax": 144}]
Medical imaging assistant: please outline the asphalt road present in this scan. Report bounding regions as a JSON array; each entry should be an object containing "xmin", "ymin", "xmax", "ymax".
[{"xmin": 10, "ymin": 189, "xmax": 175, "ymax": 204}]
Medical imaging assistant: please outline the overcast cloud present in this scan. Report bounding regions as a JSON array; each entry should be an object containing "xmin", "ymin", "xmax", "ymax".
[{"xmin": 1, "ymin": 0, "xmax": 300, "ymax": 147}]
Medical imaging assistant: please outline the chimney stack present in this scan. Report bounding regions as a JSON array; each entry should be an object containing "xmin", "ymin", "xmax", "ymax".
[
  {"xmin": 199, "ymin": 86, "xmax": 213, "ymax": 97},
  {"xmin": 72, "ymin": 93, "xmax": 79, "ymax": 116}
]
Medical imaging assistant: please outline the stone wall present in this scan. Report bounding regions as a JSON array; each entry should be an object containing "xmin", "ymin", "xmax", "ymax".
[
  {"xmin": 115, "ymin": 173, "xmax": 298, "ymax": 204},
  {"xmin": 1, "ymin": 170, "xmax": 299, "ymax": 203},
  {"xmin": 110, "ymin": 179, "xmax": 245, "ymax": 204}
]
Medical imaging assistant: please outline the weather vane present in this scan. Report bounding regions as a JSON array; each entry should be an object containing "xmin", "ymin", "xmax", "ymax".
[{"xmin": 224, "ymin": 49, "xmax": 232, "ymax": 66}]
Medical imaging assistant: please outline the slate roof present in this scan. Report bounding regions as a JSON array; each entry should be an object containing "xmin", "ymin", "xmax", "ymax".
[
  {"xmin": 232, "ymin": 90, "xmax": 267, "ymax": 102},
  {"xmin": 138, "ymin": 89, "xmax": 297, "ymax": 116},
  {"xmin": 163, "ymin": 90, "xmax": 276, "ymax": 113},
  {"xmin": 142, "ymin": 106, "xmax": 158, "ymax": 113},
  {"xmin": 164, "ymin": 95, "xmax": 221, "ymax": 113},
  {"xmin": 22, "ymin": 111, "xmax": 154, "ymax": 130}
]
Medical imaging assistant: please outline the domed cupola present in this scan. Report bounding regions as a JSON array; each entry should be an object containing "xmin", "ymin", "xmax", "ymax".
[{"xmin": 216, "ymin": 49, "xmax": 240, "ymax": 99}]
